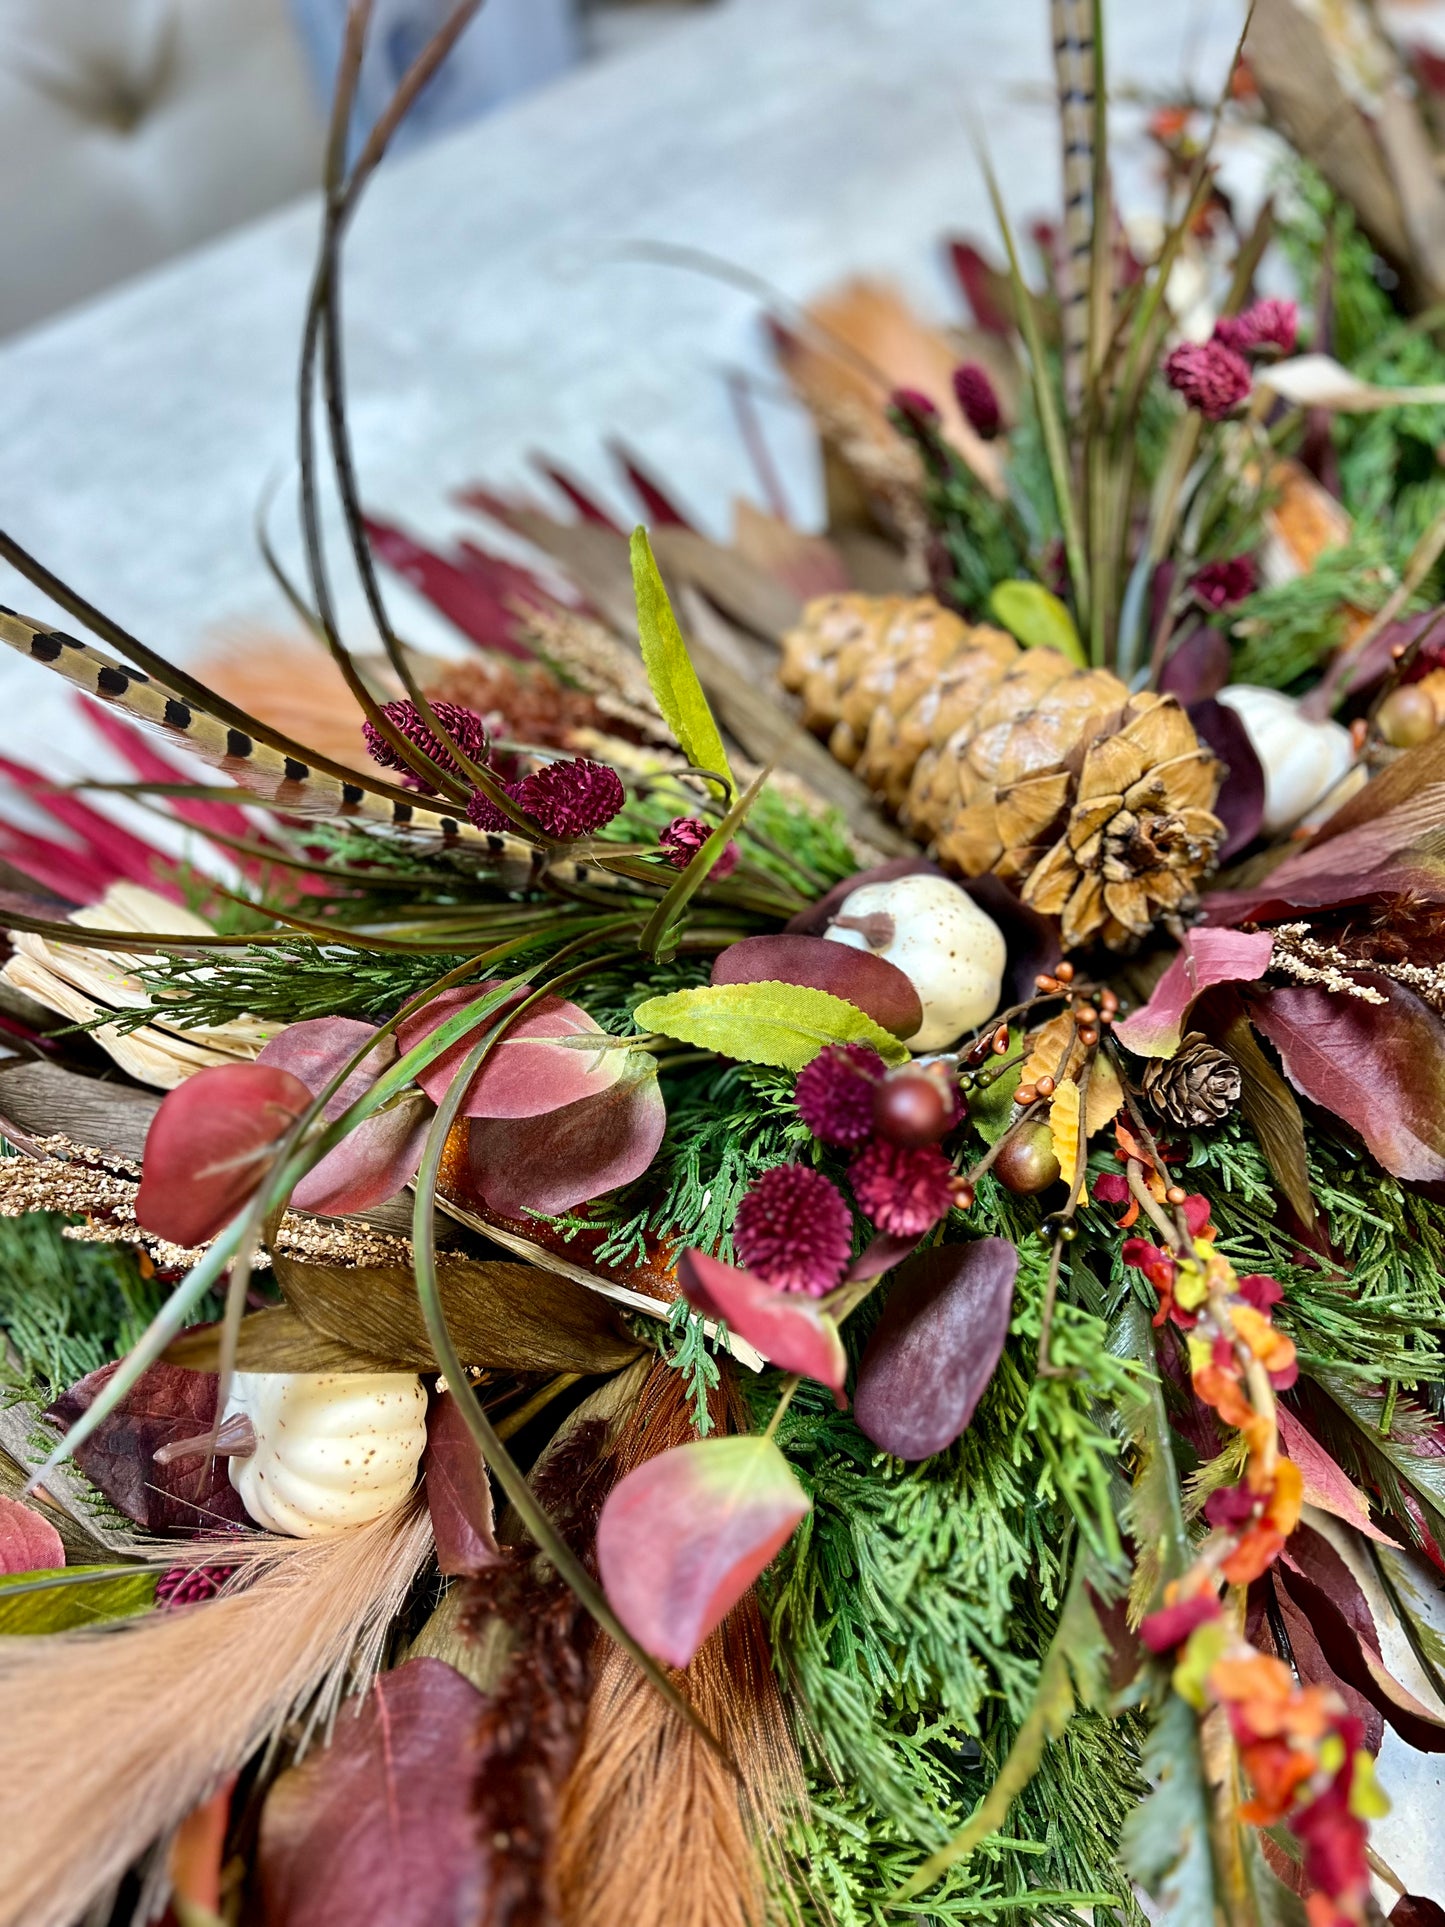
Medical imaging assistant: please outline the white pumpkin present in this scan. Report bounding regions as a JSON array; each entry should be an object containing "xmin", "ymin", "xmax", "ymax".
[
  {"xmin": 1216, "ymin": 685, "xmax": 1356, "ymax": 836},
  {"xmin": 222, "ymin": 1371, "xmax": 428, "ymax": 1537},
  {"xmin": 823, "ymin": 872, "xmax": 1006, "ymax": 1053}
]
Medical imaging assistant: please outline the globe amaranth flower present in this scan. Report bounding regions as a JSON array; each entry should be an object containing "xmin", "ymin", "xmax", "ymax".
[
  {"xmin": 156, "ymin": 1564, "xmax": 233, "ymax": 1609},
  {"xmin": 1213, "ymin": 298, "xmax": 1297, "ymax": 359},
  {"xmin": 659, "ymin": 815, "xmax": 739, "ymax": 879},
  {"xmin": 1190, "ymin": 554, "xmax": 1257, "ymax": 611},
  {"xmin": 849, "ymin": 1138, "xmax": 955, "ymax": 1236},
  {"xmin": 795, "ymin": 1043, "xmax": 886, "ymax": 1147},
  {"xmin": 951, "ymin": 362, "xmax": 1002, "ymax": 440},
  {"xmin": 733, "ymin": 1163, "xmax": 853, "ymax": 1295},
  {"xmin": 465, "ymin": 757, "xmax": 625, "ymax": 839},
  {"xmin": 1163, "ymin": 339, "xmax": 1252, "ymax": 421},
  {"xmin": 362, "ymin": 698, "xmax": 491, "ymax": 793}
]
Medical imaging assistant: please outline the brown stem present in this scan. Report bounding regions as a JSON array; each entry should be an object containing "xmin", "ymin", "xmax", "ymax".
[{"xmin": 153, "ymin": 1412, "xmax": 257, "ymax": 1466}]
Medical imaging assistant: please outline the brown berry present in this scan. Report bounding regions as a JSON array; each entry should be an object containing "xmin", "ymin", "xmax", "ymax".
[
  {"xmin": 1078, "ymin": 1027, "xmax": 1100, "ymax": 1048},
  {"xmin": 993, "ymin": 1121, "xmax": 1063, "ymax": 1196},
  {"xmin": 993, "ymin": 1026, "xmax": 1010, "ymax": 1053},
  {"xmin": 1075, "ymin": 1003, "xmax": 1098, "ymax": 1025},
  {"xmin": 1378, "ymin": 684, "xmax": 1439, "ymax": 749},
  {"xmin": 1035, "ymin": 1075, "xmax": 1055, "ymax": 1097},
  {"xmin": 1166, "ymin": 1184, "xmax": 1188, "ymax": 1206},
  {"xmin": 1015, "ymin": 1083, "xmax": 1038, "ymax": 1106},
  {"xmin": 950, "ymin": 1178, "xmax": 976, "ymax": 1211},
  {"xmin": 1055, "ymin": 962, "xmax": 1075, "ymax": 982},
  {"xmin": 873, "ymin": 1069, "xmax": 953, "ymax": 1147}
]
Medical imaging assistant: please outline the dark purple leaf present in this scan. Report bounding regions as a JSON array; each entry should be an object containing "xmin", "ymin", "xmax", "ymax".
[
  {"xmin": 1251, "ymin": 980, "xmax": 1445, "ymax": 1182},
  {"xmin": 258, "ymin": 1657, "xmax": 489, "ymax": 1927},
  {"xmin": 596, "ymin": 1436, "xmax": 809, "ymax": 1667},
  {"xmin": 1160, "ymin": 625, "xmax": 1232, "ymax": 704},
  {"xmin": 425, "ymin": 1389, "xmax": 502, "ymax": 1578},
  {"xmin": 0, "ymin": 1494, "xmax": 64, "ymax": 1575},
  {"xmin": 1392, "ymin": 1898, "xmax": 1445, "ymax": 1926},
  {"xmin": 1338, "ymin": 609, "xmax": 1445, "ymax": 701},
  {"xmin": 784, "ymin": 859, "xmax": 940, "ymax": 934},
  {"xmin": 711, "ymin": 934, "xmax": 922, "ymax": 1039},
  {"xmin": 677, "ymin": 1250, "xmax": 847, "ymax": 1395},
  {"xmin": 135, "ymin": 1063, "xmax": 312, "ymax": 1247},
  {"xmin": 257, "ymin": 1018, "xmax": 432, "ymax": 1216},
  {"xmin": 47, "ymin": 1363, "xmax": 250, "ymax": 1534},
  {"xmin": 845, "ymin": 1229, "xmax": 924, "ymax": 1282},
  {"xmin": 1204, "ymin": 794, "xmax": 1445, "ymax": 923},
  {"xmin": 1114, "ymin": 928, "xmax": 1276, "ymax": 1057},
  {"xmin": 1267, "ymin": 1582, "xmax": 1383, "ymax": 1756},
  {"xmin": 1278, "ymin": 1522, "xmax": 1445, "ymax": 1752},
  {"xmin": 1188, "ymin": 697, "xmax": 1266, "ymax": 858},
  {"xmin": 853, "ymin": 1239, "xmax": 1018, "ymax": 1460},
  {"xmin": 467, "ymin": 1062, "xmax": 666, "ymax": 1216}
]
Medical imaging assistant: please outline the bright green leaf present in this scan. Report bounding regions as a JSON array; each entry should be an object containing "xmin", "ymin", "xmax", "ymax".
[
  {"xmin": 0, "ymin": 1564, "xmax": 157, "ymax": 1635},
  {"xmin": 630, "ymin": 527, "xmax": 733, "ymax": 788},
  {"xmin": 634, "ymin": 981, "xmax": 909, "ymax": 1072},
  {"xmin": 989, "ymin": 580, "xmax": 1087, "ymax": 667}
]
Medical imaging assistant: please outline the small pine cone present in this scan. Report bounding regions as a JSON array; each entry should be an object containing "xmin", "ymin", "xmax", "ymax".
[{"xmin": 1140, "ymin": 1033, "xmax": 1241, "ymax": 1128}]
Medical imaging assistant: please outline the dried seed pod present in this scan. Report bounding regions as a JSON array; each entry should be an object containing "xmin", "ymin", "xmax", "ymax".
[{"xmin": 1140, "ymin": 1032, "xmax": 1241, "ymax": 1128}]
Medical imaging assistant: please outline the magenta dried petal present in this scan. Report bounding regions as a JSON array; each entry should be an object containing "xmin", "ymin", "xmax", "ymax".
[
  {"xmin": 362, "ymin": 698, "xmax": 491, "ymax": 792},
  {"xmin": 849, "ymin": 1139, "xmax": 954, "ymax": 1237},
  {"xmin": 659, "ymin": 816, "xmax": 739, "ymax": 878},
  {"xmin": 510, "ymin": 758, "xmax": 624, "ymax": 837},
  {"xmin": 733, "ymin": 1164, "xmax": 852, "ymax": 1295},
  {"xmin": 1163, "ymin": 339, "xmax": 1252, "ymax": 420},
  {"xmin": 795, "ymin": 1043, "xmax": 885, "ymax": 1147},
  {"xmin": 1190, "ymin": 554, "xmax": 1257, "ymax": 611}
]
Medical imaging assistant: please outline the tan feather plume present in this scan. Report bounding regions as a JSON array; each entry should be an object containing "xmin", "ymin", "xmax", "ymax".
[
  {"xmin": 555, "ymin": 1364, "xmax": 806, "ymax": 1927},
  {"xmin": 0, "ymin": 1502, "xmax": 433, "ymax": 1927}
]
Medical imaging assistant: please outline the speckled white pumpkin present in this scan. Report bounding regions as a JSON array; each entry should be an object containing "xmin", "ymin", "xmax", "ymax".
[
  {"xmin": 823, "ymin": 873, "xmax": 1007, "ymax": 1053},
  {"xmin": 1216, "ymin": 685, "xmax": 1356, "ymax": 836},
  {"xmin": 222, "ymin": 1371, "xmax": 428, "ymax": 1537}
]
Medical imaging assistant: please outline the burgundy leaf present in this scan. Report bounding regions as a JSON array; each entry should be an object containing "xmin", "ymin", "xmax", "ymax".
[
  {"xmin": 257, "ymin": 1018, "xmax": 432, "ymax": 1216},
  {"xmin": 1161, "ymin": 626, "xmax": 1232, "ymax": 705},
  {"xmin": 1392, "ymin": 1899, "xmax": 1445, "ymax": 1927},
  {"xmin": 258, "ymin": 1657, "xmax": 489, "ymax": 1927},
  {"xmin": 785, "ymin": 859, "xmax": 940, "ymax": 934},
  {"xmin": 135, "ymin": 1062, "xmax": 312, "ymax": 1247},
  {"xmin": 1277, "ymin": 1407, "xmax": 1397, "ymax": 1545},
  {"xmin": 1204, "ymin": 790, "xmax": 1445, "ymax": 923},
  {"xmin": 1278, "ymin": 1523, "xmax": 1445, "ymax": 1752},
  {"xmin": 425, "ymin": 1389, "xmax": 502, "ymax": 1578},
  {"xmin": 0, "ymin": 1494, "xmax": 64, "ymax": 1575},
  {"xmin": 47, "ymin": 1363, "xmax": 250, "ymax": 1534},
  {"xmin": 853, "ymin": 1239, "xmax": 1018, "ymax": 1460},
  {"xmin": 607, "ymin": 438, "xmax": 697, "ymax": 529},
  {"xmin": 845, "ymin": 1229, "xmax": 924, "ymax": 1282},
  {"xmin": 1114, "ymin": 928, "xmax": 1275, "ymax": 1058},
  {"xmin": 1188, "ymin": 698, "xmax": 1266, "ymax": 858},
  {"xmin": 677, "ymin": 1250, "xmax": 847, "ymax": 1396},
  {"xmin": 527, "ymin": 451, "xmax": 625, "ymax": 531},
  {"xmin": 596, "ymin": 1435, "xmax": 809, "ymax": 1667},
  {"xmin": 1267, "ymin": 1582, "xmax": 1383, "ymax": 1756},
  {"xmin": 711, "ymin": 934, "xmax": 922, "ymax": 1039},
  {"xmin": 467, "ymin": 1063, "xmax": 666, "ymax": 1217},
  {"xmin": 396, "ymin": 985, "xmax": 622, "ymax": 1118},
  {"xmin": 1251, "ymin": 980, "xmax": 1445, "ymax": 1182}
]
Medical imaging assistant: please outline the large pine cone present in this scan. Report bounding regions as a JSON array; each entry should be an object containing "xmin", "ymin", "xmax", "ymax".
[{"xmin": 780, "ymin": 592, "xmax": 1224, "ymax": 949}]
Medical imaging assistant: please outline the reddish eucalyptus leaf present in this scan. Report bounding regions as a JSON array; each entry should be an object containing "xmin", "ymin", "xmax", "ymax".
[
  {"xmin": 1188, "ymin": 698, "xmax": 1266, "ymax": 859},
  {"xmin": 47, "ymin": 1363, "xmax": 250, "ymax": 1534},
  {"xmin": 846, "ymin": 1229, "xmax": 924, "ymax": 1282},
  {"xmin": 258, "ymin": 1657, "xmax": 489, "ymax": 1926},
  {"xmin": 1251, "ymin": 980, "xmax": 1445, "ymax": 1182},
  {"xmin": 677, "ymin": 1250, "xmax": 847, "ymax": 1396},
  {"xmin": 425, "ymin": 1389, "xmax": 502, "ymax": 1577},
  {"xmin": 467, "ymin": 1061, "xmax": 666, "ymax": 1216},
  {"xmin": 1278, "ymin": 1523, "xmax": 1445, "ymax": 1752},
  {"xmin": 1114, "ymin": 928, "xmax": 1276, "ymax": 1058},
  {"xmin": 853, "ymin": 1239, "xmax": 1018, "ymax": 1461},
  {"xmin": 596, "ymin": 1435, "xmax": 810, "ymax": 1667},
  {"xmin": 395, "ymin": 984, "xmax": 621, "ymax": 1117},
  {"xmin": 711, "ymin": 934, "xmax": 922, "ymax": 1040},
  {"xmin": 257, "ymin": 1020, "xmax": 432, "ymax": 1216},
  {"xmin": 135, "ymin": 1062, "xmax": 312, "ymax": 1247},
  {"xmin": 1277, "ymin": 1408, "xmax": 1398, "ymax": 1545},
  {"xmin": 0, "ymin": 1494, "xmax": 64, "ymax": 1575}
]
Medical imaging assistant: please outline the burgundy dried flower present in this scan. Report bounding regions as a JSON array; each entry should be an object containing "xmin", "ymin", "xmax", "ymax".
[
  {"xmin": 1163, "ymin": 339, "xmax": 1252, "ymax": 420},
  {"xmin": 156, "ymin": 1564, "xmax": 233, "ymax": 1610},
  {"xmin": 465, "ymin": 786, "xmax": 513, "ymax": 834},
  {"xmin": 795, "ymin": 1043, "xmax": 886, "ymax": 1147},
  {"xmin": 951, "ymin": 362, "xmax": 1002, "ymax": 440},
  {"xmin": 890, "ymin": 386, "xmax": 941, "ymax": 426},
  {"xmin": 849, "ymin": 1139, "xmax": 955, "ymax": 1236},
  {"xmin": 733, "ymin": 1163, "xmax": 853, "ymax": 1295},
  {"xmin": 659, "ymin": 816, "xmax": 739, "ymax": 879},
  {"xmin": 1214, "ymin": 298, "xmax": 1298, "ymax": 358},
  {"xmin": 511, "ymin": 757, "xmax": 625, "ymax": 838},
  {"xmin": 362, "ymin": 699, "xmax": 490, "ymax": 793},
  {"xmin": 1190, "ymin": 554, "xmax": 1257, "ymax": 611}
]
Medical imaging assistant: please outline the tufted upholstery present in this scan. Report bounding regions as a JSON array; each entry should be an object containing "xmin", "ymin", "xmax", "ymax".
[{"xmin": 0, "ymin": 0, "xmax": 325, "ymax": 338}]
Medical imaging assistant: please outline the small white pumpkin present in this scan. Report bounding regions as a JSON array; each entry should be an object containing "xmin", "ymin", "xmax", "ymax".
[
  {"xmin": 222, "ymin": 1371, "xmax": 428, "ymax": 1538},
  {"xmin": 823, "ymin": 872, "xmax": 1006, "ymax": 1053},
  {"xmin": 1215, "ymin": 685, "xmax": 1356, "ymax": 836}
]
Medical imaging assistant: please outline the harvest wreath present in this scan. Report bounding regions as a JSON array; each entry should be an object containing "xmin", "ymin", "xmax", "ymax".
[{"xmin": 2, "ymin": 5, "xmax": 1445, "ymax": 1926}]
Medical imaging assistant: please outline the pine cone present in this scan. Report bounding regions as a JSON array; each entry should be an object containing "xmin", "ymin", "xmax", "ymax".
[
  {"xmin": 1140, "ymin": 1033, "xmax": 1241, "ymax": 1127},
  {"xmin": 779, "ymin": 592, "xmax": 1223, "ymax": 949}
]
